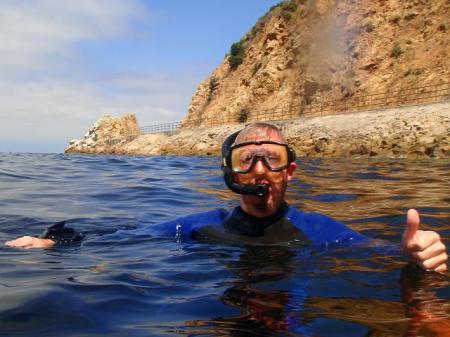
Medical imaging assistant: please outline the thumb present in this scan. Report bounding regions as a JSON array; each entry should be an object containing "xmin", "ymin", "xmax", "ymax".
[{"xmin": 404, "ymin": 209, "xmax": 420, "ymax": 243}]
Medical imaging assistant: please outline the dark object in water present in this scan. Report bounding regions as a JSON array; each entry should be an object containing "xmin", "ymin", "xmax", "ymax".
[{"xmin": 40, "ymin": 221, "xmax": 83, "ymax": 245}]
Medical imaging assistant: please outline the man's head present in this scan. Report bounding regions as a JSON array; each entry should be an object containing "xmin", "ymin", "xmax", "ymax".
[
  {"xmin": 233, "ymin": 122, "xmax": 288, "ymax": 144},
  {"xmin": 223, "ymin": 122, "xmax": 297, "ymax": 217}
]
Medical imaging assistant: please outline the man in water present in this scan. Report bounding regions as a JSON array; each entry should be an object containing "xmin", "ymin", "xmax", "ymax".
[{"xmin": 6, "ymin": 122, "xmax": 448, "ymax": 272}]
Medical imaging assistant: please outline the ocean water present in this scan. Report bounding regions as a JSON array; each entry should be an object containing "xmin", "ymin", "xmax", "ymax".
[{"xmin": 0, "ymin": 153, "xmax": 449, "ymax": 337}]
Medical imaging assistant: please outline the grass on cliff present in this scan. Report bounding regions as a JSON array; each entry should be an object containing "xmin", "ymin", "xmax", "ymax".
[
  {"xmin": 248, "ymin": 0, "xmax": 299, "ymax": 41},
  {"xmin": 229, "ymin": 40, "xmax": 246, "ymax": 70},
  {"xmin": 207, "ymin": 77, "xmax": 219, "ymax": 102},
  {"xmin": 391, "ymin": 43, "xmax": 403, "ymax": 58},
  {"xmin": 238, "ymin": 109, "xmax": 249, "ymax": 123},
  {"xmin": 280, "ymin": 1, "xmax": 298, "ymax": 21},
  {"xmin": 228, "ymin": 0, "xmax": 299, "ymax": 70}
]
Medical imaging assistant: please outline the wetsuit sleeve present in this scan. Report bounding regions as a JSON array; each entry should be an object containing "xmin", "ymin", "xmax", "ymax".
[
  {"xmin": 106, "ymin": 209, "xmax": 226, "ymax": 241},
  {"xmin": 287, "ymin": 209, "xmax": 368, "ymax": 247},
  {"xmin": 110, "ymin": 218, "xmax": 184, "ymax": 239}
]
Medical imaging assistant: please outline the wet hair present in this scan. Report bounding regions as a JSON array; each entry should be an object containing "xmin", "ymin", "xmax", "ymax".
[{"xmin": 234, "ymin": 122, "xmax": 286, "ymax": 144}]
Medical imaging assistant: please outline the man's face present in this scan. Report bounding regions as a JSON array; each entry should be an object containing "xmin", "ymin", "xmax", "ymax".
[{"xmin": 233, "ymin": 131, "xmax": 297, "ymax": 217}]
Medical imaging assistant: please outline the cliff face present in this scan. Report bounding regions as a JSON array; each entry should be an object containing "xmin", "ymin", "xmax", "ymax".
[
  {"xmin": 65, "ymin": 113, "xmax": 139, "ymax": 154},
  {"xmin": 184, "ymin": 0, "xmax": 450, "ymax": 125},
  {"xmin": 67, "ymin": 101, "xmax": 450, "ymax": 159},
  {"xmin": 65, "ymin": 0, "xmax": 450, "ymax": 158}
]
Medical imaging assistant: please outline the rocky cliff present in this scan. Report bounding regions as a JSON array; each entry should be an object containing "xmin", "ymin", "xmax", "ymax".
[
  {"xmin": 65, "ymin": 113, "xmax": 139, "ymax": 153},
  {"xmin": 184, "ymin": 0, "xmax": 449, "ymax": 125},
  {"xmin": 67, "ymin": 101, "xmax": 450, "ymax": 159},
  {"xmin": 65, "ymin": 0, "xmax": 450, "ymax": 158}
]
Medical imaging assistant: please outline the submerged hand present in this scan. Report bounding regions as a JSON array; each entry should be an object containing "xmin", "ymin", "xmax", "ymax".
[
  {"xmin": 402, "ymin": 209, "xmax": 448, "ymax": 273},
  {"xmin": 5, "ymin": 236, "xmax": 55, "ymax": 249}
]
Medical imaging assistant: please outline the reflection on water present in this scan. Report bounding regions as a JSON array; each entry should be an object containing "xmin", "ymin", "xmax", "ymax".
[
  {"xmin": 290, "ymin": 159, "xmax": 449, "ymax": 223},
  {"xmin": 0, "ymin": 154, "xmax": 448, "ymax": 337},
  {"xmin": 301, "ymin": 267, "xmax": 450, "ymax": 337},
  {"xmin": 169, "ymin": 247, "xmax": 450, "ymax": 337}
]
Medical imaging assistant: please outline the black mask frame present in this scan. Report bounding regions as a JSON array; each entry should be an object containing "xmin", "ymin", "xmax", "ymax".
[{"xmin": 228, "ymin": 140, "xmax": 295, "ymax": 173}]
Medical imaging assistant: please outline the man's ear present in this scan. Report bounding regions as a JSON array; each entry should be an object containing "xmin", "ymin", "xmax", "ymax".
[{"xmin": 286, "ymin": 162, "xmax": 297, "ymax": 181}]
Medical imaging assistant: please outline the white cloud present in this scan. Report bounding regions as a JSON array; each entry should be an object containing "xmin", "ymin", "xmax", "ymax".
[
  {"xmin": 0, "ymin": 0, "xmax": 144, "ymax": 72},
  {"xmin": 0, "ymin": 74, "xmax": 193, "ymax": 141},
  {"xmin": 0, "ymin": 0, "xmax": 199, "ymax": 152}
]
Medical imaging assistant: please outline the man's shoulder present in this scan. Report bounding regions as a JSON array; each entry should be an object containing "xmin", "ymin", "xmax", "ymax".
[
  {"xmin": 142, "ymin": 208, "xmax": 228, "ymax": 238},
  {"xmin": 285, "ymin": 206, "xmax": 367, "ymax": 246},
  {"xmin": 285, "ymin": 205, "xmax": 337, "ymax": 223},
  {"xmin": 177, "ymin": 209, "xmax": 228, "ymax": 227}
]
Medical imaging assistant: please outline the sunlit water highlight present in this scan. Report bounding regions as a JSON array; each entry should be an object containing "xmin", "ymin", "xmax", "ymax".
[{"xmin": 0, "ymin": 153, "xmax": 449, "ymax": 336}]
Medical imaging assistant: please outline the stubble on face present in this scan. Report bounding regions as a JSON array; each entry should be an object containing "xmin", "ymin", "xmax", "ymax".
[{"xmin": 239, "ymin": 171, "xmax": 288, "ymax": 217}]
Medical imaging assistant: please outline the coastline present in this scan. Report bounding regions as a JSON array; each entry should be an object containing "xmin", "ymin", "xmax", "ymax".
[{"xmin": 65, "ymin": 101, "xmax": 450, "ymax": 159}]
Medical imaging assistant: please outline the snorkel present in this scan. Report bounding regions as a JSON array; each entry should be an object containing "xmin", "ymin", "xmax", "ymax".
[{"xmin": 221, "ymin": 131, "xmax": 269, "ymax": 197}]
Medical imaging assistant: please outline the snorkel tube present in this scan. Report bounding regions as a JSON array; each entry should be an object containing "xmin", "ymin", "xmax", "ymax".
[{"xmin": 221, "ymin": 131, "xmax": 269, "ymax": 197}]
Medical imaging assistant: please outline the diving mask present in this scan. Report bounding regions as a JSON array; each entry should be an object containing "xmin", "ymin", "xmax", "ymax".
[
  {"xmin": 229, "ymin": 141, "xmax": 292, "ymax": 173},
  {"xmin": 221, "ymin": 131, "xmax": 296, "ymax": 197}
]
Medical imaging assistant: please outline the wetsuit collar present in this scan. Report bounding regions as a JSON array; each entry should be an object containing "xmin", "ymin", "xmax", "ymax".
[{"xmin": 224, "ymin": 202, "xmax": 289, "ymax": 237}]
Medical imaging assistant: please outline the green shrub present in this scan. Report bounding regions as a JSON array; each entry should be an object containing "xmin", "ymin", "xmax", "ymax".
[
  {"xmin": 390, "ymin": 43, "xmax": 403, "ymax": 58},
  {"xmin": 282, "ymin": 11, "xmax": 293, "ymax": 21},
  {"xmin": 390, "ymin": 15, "xmax": 401, "ymax": 24},
  {"xmin": 344, "ymin": 69, "xmax": 356, "ymax": 78},
  {"xmin": 281, "ymin": 1, "xmax": 297, "ymax": 12},
  {"xmin": 207, "ymin": 77, "xmax": 219, "ymax": 102},
  {"xmin": 281, "ymin": 1, "xmax": 297, "ymax": 21},
  {"xmin": 438, "ymin": 23, "xmax": 447, "ymax": 32},
  {"xmin": 229, "ymin": 40, "xmax": 246, "ymax": 70},
  {"xmin": 320, "ymin": 79, "xmax": 332, "ymax": 91},
  {"xmin": 250, "ymin": 19, "xmax": 264, "ymax": 38},
  {"xmin": 252, "ymin": 61, "xmax": 262, "ymax": 76},
  {"xmin": 249, "ymin": 2, "xmax": 284, "ymax": 38},
  {"xmin": 269, "ymin": 3, "xmax": 283, "ymax": 12},
  {"xmin": 365, "ymin": 22, "xmax": 374, "ymax": 32},
  {"xmin": 404, "ymin": 12, "xmax": 417, "ymax": 21},
  {"xmin": 238, "ymin": 109, "xmax": 249, "ymax": 123}
]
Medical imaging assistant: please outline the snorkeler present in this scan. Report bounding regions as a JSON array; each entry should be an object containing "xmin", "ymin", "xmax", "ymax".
[{"xmin": 5, "ymin": 122, "xmax": 448, "ymax": 273}]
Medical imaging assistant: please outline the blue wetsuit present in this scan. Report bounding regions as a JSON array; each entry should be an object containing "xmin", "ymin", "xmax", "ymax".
[
  {"xmin": 123, "ymin": 202, "xmax": 367, "ymax": 247},
  {"xmin": 114, "ymin": 203, "xmax": 369, "ymax": 335}
]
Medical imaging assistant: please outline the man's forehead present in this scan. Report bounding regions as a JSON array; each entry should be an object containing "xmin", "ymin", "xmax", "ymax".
[{"xmin": 235, "ymin": 129, "xmax": 284, "ymax": 144}]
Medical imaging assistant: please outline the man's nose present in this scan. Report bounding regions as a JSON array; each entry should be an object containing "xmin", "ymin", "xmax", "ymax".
[{"xmin": 252, "ymin": 158, "xmax": 267, "ymax": 175}]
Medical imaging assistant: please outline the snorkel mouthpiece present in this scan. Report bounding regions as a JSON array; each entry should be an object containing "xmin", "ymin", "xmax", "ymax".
[
  {"xmin": 254, "ymin": 184, "xmax": 269, "ymax": 197},
  {"xmin": 222, "ymin": 130, "xmax": 269, "ymax": 197},
  {"xmin": 223, "ymin": 167, "xmax": 269, "ymax": 197}
]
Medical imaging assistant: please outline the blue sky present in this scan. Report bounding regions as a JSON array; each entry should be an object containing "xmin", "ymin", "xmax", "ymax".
[{"xmin": 0, "ymin": 0, "xmax": 281, "ymax": 153}]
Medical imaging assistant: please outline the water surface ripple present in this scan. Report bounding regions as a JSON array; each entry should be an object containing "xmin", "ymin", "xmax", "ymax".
[{"xmin": 0, "ymin": 153, "xmax": 448, "ymax": 337}]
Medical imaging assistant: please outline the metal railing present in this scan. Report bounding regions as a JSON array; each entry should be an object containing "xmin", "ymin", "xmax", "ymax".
[
  {"xmin": 102, "ymin": 81, "xmax": 450, "ymax": 145},
  {"xmin": 140, "ymin": 122, "xmax": 181, "ymax": 134}
]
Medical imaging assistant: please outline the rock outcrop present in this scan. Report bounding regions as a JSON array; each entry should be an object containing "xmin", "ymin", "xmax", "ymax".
[
  {"xmin": 282, "ymin": 102, "xmax": 450, "ymax": 159},
  {"xmin": 66, "ymin": 101, "xmax": 450, "ymax": 159},
  {"xmin": 65, "ymin": 113, "xmax": 140, "ymax": 154}
]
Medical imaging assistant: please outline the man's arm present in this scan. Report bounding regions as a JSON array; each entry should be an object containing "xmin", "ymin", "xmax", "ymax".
[
  {"xmin": 402, "ymin": 209, "xmax": 448, "ymax": 273},
  {"xmin": 5, "ymin": 215, "xmax": 186, "ymax": 249},
  {"xmin": 5, "ymin": 221, "xmax": 81, "ymax": 249},
  {"xmin": 5, "ymin": 236, "xmax": 55, "ymax": 248}
]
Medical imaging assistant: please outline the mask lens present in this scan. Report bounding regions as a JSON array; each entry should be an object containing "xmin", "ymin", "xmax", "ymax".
[{"xmin": 231, "ymin": 143, "xmax": 289, "ymax": 172}]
